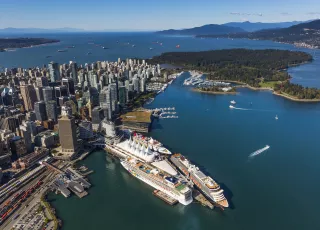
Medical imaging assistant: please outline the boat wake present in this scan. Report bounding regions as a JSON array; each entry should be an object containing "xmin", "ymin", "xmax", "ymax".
[
  {"xmin": 230, "ymin": 106, "xmax": 276, "ymax": 113},
  {"xmin": 248, "ymin": 145, "xmax": 270, "ymax": 159},
  {"xmin": 233, "ymin": 107, "xmax": 252, "ymax": 111}
]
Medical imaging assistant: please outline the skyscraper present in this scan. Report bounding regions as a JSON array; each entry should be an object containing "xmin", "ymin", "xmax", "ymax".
[
  {"xmin": 140, "ymin": 77, "xmax": 146, "ymax": 93},
  {"xmin": 35, "ymin": 87, "xmax": 44, "ymax": 101},
  {"xmin": 20, "ymin": 84, "xmax": 37, "ymax": 111},
  {"xmin": 91, "ymin": 107, "xmax": 104, "ymax": 130},
  {"xmin": 19, "ymin": 124, "xmax": 33, "ymax": 153},
  {"xmin": 118, "ymin": 86, "xmax": 127, "ymax": 106},
  {"xmin": 69, "ymin": 61, "xmax": 78, "ymax": 84},
  {"xmin": 62, "ymin": 78, "xmax": 75, "ymax": 95},
  {"xmin": 34, "ymin": 101, "xmax": 47, "ymax": 121},
  {"xmin": 133, "ymin": 77, "xmax": 140, "ymax": 93},
  {"xmin": 54, "ymin": 85, "xmax": 68, "ymax": 98},
  {"xmin": 109, "ymin": 83, "xmax": 118, "ymax": 113},
  {"xmin": 36, "ymin": 76, "xmax": 49, "ymax": 87},
  {"xmin": 58, "ymin": 115, "xmax": 79, "ymax": 157},
  {"xmin": 48, "ymin": 62, "xmax": 60, "ymax": 82},
  {"xmin": 43, "ymin": 86, "xmax": 53, "ymax": 102},
  {"xmin": 4, "ymin": 117, "xmax": 18, "ymax": 133},
  {"xmin": 100, "ymin": 87, "xmax": 112, "ymax": 120},
  {"xmin": 46, "ymin": 100, "xmax": 58, "ymax": 122}
]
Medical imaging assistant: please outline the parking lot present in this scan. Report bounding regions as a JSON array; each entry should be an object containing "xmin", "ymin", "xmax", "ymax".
[{"xmin": 11, "ymin": 202, "xmax": 54, "ymax": 230}]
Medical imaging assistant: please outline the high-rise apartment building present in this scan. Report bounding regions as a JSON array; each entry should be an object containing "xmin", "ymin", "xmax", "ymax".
[
  {"xmin": 48, "ymin": 62, "xmax": 60, "ymax": 82},
  {"xmin": 46, "ymin": 100, "xmax": 58, "ymax": 122},
  {"xmin": 20, "ymin": 84, "xmax": 37, "ymax": 111},
  {"xmin": 43, "ymin": 86, "xmax": 53, "ymax": 102},
  {"xmin": 34, "ymin": 101, "xmax": 47, "ymax": 121}
]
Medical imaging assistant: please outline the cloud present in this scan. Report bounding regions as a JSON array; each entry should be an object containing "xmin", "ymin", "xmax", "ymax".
[
  {"xmin": 229, "ymin": 12, "xmax": 262, "ymax": 16},
  {"xmin": 307, "ymin": 12, "xmax": 320, "ymax": 15},
  {"xmin": 280, "ymin": 12, "xmax": 291, "ymax": 16}
]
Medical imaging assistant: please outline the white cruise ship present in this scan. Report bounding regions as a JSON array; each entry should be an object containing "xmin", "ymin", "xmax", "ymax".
[
  {"xmin": 121, "ymin": 158, "xmax": 193, "ymax": 205},
  {"xmin": 171, "ymin": 154, "xmax": 229, "ymax": 208},
  {"xmin": 132, "ymin": 133, "xmax": 172, "ymax": 155}
]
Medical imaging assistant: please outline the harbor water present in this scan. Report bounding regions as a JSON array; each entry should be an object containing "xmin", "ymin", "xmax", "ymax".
[
  {"xmin": 1, "ymin": 33, "xmax": 320, "ymax": 230},
  {"xmin": 48, "ymin": 73, "xmax": 320, "ymax": 230}
]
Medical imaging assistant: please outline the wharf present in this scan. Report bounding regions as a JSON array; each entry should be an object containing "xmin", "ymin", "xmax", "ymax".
[
  {"xmin": 153, "ymin": 190, "xmax": 178, "ymax": 205},
  {"xmin": 105, "ymin": 145, "xmax": 127, "ymax": 159},
  {"xmin": 193, "ymin": 189, "xmax": 214, "ymax": 209},
  {"xmin": 81, "ymin": 170, "xmax": 94, "ymax": 176}
]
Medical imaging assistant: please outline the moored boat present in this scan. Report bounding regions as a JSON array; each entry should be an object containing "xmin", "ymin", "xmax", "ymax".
[
  {"xmin": 170, "ymin": 153, "xmax": 229, "ymax": 208},
  {"xmin": 121, "ymin": 158, "xmax": 193, "ymax": 205}
]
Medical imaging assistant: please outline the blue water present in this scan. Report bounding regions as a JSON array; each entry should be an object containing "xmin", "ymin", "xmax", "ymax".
[
  {"xmin": 0, "ymin": 32, "xmax": 318, "ymax": 88},
  {"xmin": 1, "ymin": 32, "xmax": 320, "ymax": 229}
]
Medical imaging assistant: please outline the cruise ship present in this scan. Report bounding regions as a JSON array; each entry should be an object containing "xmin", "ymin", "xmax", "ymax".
[
  {"xmin": 121, "ymin": 158, "xmax": 193, "ymax": 205},
  {"xmin": 170, "ymin": 154, "xmax": 229, "ymax": 208},
  {"xmin": 132, "ymin": 133, "xmax": 172, "ymax": 154}
]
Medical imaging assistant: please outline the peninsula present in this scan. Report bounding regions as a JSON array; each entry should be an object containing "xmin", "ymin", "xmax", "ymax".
[
  {"xmin": 150, "ymin": 49, "xmax": 320, "ymax": 101},
  {"xmin": 0, "ymin": 37, "xmax": 60, "ymax": 51},
  {"xmin": 197, "ymin": 19, "xmax": 320, "ymax": 49}
]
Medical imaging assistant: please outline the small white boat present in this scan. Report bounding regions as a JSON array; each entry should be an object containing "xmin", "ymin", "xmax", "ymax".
[
  {"xmin": 275, "ymin": 115, "xmax": 278, "ymax": 120},
  {"xmin": 230, "ymin": 100, "xmax": 236, "ymax": 104},
  {"xmin": 229, "ymin": 105, "xmax": 235, "ymax": 109},
  {"xmin": 158, "ymin": 147, "xmax": 172, "ymax": 155}
]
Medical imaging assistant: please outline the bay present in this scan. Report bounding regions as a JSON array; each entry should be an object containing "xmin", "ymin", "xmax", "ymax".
[{"xmin": 1, "ymin": 32, "xmax": 320, "ymax": 230}]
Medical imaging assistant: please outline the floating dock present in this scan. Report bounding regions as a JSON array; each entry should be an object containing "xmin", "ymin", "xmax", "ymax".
[
  {"xmin": 153, "ymin": 190, "xmax": 178, "ymax": 205},
  {"xmin": 193, "ymin": 189, "xmax": 214, "ymax": 209}
]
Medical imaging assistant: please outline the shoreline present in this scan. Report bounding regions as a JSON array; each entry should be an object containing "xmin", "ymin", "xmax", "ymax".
[
  {"xmin": 202, "ymin": 79, "xmax": 320, "ymax": 102},
  {"xmin": 192, "ymin": 88, "xmax": 237, "ymax": 95},
  {"xmin": 196, "ymin": 36, "xmax": 319, "ymax": 50},
  {"xmin": 1, "ymin": 40, "xmax": 60, "ymax": 52}
]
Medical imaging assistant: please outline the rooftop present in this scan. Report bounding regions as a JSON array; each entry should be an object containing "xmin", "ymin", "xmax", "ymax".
[{"xmin": 121, "ymin": 111, "xmax": 152, "ymax": 123}]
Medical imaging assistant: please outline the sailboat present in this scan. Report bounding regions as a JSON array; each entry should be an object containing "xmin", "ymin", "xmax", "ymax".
[{"xmin": 275, "ymin": 115, "xmax": 278, "ymax": 120}]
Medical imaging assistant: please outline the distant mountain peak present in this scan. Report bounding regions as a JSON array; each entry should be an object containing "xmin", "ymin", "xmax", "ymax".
[{"xmin": 156, "ymin": 24, "xmax": 245, "ymax": 35}]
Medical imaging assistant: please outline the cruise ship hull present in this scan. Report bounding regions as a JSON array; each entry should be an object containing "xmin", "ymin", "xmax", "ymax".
[
  {"xmin": 170, "ymin": 155, "xmax": 229, "ymax": 208},
  {"xmin": 121, "ymin": 161, "xmax": 193, "ymax": 206}
]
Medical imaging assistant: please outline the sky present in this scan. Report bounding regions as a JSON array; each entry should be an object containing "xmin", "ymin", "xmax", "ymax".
[{"xmin": 0, "ymin": 0, "xmax": 320, "ymax": 31}]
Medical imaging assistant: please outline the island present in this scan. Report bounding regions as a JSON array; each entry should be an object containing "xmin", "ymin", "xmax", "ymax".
[
  {"xmin": 196, "ymin": 19, "xmax": 320, "ymax": 49},
  {"xmin": 0, "ymin": 37, "xmax": 60, "ymax": 51},
  {"xmin": 150, "ymin": 49, "xmax": 320, "ymax": 101}
]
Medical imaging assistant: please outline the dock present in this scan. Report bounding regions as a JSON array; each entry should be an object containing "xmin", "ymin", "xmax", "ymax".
[
  {"xmin": 153, "ymin": 190, "xmax": 178, "ymax": 205},
  {"xmin": 81, "ymin": 170, "xmax": 94, "ymax": 176},
  {"xmin": 193, "ymin": 189, "xmax": 214, "ymax": 209}
]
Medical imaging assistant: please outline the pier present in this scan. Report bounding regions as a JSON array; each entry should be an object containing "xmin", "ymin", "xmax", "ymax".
[
  {"xmin": 153, "ymin": 190, "xmax": 178, "ymax": 205},
  {"xmin": 193, "ymin": 189, "xmax": 214, "ymax": 209}
]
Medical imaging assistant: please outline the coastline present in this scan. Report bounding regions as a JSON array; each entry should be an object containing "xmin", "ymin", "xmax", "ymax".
[
  {"xmin": 272, "ymin": 91, "xmax": 320, "ymax": 102},
  {"xmin": 211, "ymin": 79, "xmax": 320, "ymax": 102},
  {"xmin": 192, "ymin": 88, "xmax": 237, "ymax": 95},
  {"xmin": 0, "ymin": 40, "xmax": 60, "ymax": 52}
]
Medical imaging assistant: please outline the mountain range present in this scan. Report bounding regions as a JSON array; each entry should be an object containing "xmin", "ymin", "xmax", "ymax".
[
  {"xmin": 156, "ymin": 20, "xmax": 314, "ymax": 35},
  {"xmin": 156, "ymin": 24, "xmax": 245, "ymax": 35},
  {"xmin": 222, "ymin": 21, "xmax": 308, "ymax": 32},
  {"xmin": 197, "ymin": 19, "xmax": 320, "ymax": 49}
]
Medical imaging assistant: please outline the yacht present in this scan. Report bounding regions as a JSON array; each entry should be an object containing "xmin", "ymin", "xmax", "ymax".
[
  {"xmin": 229, "ymin": 105, "xmax": 235, "ymax": 109},
  {"xmin": 230, "ymin": 100, "xmax": 236, "ymax": 104},
  {"xmin": 158, "ymin": 147, "xmax": 172, "ymax": 155}
]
